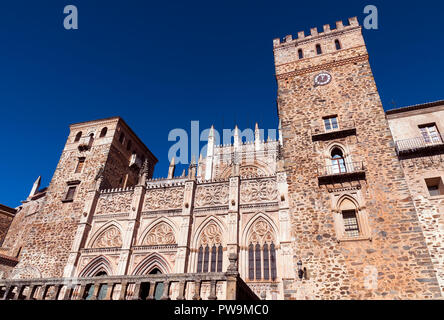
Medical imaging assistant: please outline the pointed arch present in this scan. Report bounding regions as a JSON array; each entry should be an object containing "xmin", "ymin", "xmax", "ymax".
[
  {"xmin": 219, "ymin": 159, "xmax": 272, "ymax": 179},
  {"xmin": 192, "ymin": 216, "xmax": 226, "ymax": 249},
  {"xmin": 132, "ymin": 253, "xmax": 171, "ymax": 275},
  {"xmin": 241, "ymin": 213, "xmax": 279, "ymax": 247},
  {"xmin": 138, "ymin": 217, "xmax": 178, "ymax": 246},
  {"xmin": 88, "ymin": 221, "xmax": 123, "ymax": 249},
  {"xmin": 336, "ymin": 194, "xmax": 360, "ymax": 212},
  {"xmin": 242, "ymin": 213, "xmax": 279, "ymax": 282},
  {"xmin": 79, "ymin": 255, "xmax": 113, "ymax": 277}
]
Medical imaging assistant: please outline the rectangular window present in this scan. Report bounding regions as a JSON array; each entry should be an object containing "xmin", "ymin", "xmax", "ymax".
[
  {"xmin": 425, "ymin": 177, "xmax": 444, "ymax": 197},
  {"xmin": 65, "ymin": 186, "xmax": 77, "ymax": 202},
  {"xmin": 75, "ymin": 157, "xmax": 85, "ymax": 173},
  {"xmin": 342, "ymin": 210, "xmax": 360, "ymax": 238},
  {"xmin": 324, "ymin": 116, "xmax": 339, "ymax": 132},
  {"xmin": 419, "ymin": 124, "xmax": 442, "ymax": 144}
]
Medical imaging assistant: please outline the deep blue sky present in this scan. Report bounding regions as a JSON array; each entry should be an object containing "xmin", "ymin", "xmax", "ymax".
[{"xmin": 0, "ymin": 0, "xmax": 443, "ymax": 207}]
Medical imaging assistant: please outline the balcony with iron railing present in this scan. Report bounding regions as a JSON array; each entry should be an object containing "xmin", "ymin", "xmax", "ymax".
[
  {"xmin": 0, "ymin": 254, "xmax": 258, "ymax": 301},
  {"xmin": 394, "ymin": 134, "xmax": 444, "ymax": 157},
  {"xmin": 311, "ymin": 120, "xmax": 357, "ymax": 142},
  {"xmin": 317, "ymin": 161, "xmax": 366, "ymax": 185}
]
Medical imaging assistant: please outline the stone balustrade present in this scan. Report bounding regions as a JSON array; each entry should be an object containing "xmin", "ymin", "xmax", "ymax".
[{"xmin": 0, "ymin": 272, "xmax": 258, "ymax": 301}]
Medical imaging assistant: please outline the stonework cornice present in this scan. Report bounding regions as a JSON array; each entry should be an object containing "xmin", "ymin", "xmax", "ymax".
[{"xmin": 276, "ymin": 54, "xmax": 369, "ymax": 80}]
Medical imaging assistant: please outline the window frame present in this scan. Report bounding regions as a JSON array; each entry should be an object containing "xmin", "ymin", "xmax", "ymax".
[{"xmin": 419, "ymin": 123, "xmax": 442, "ymax": 144}]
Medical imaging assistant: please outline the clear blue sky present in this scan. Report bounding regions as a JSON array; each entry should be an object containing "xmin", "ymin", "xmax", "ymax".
[{"xmin": 0, "ymin": 0, "xmax": 443, "ymax": 207}]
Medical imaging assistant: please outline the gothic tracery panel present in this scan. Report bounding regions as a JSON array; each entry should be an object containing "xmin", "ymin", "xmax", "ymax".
[
  {"xmin": 91, "ymin": 226, "xmax": 123, "ymax": 248},
  {"xmin": 142, "ymin": 222, "xmax": 176, "ymax": 245},
  {"xmin": 195, "ymin": 184, "xmax": 229, "ymax": 208},
  {"xmin": 143, "ymin": 187, "xmax": 184, "ymax": 211},
  {"xmin": 248, "ymin": 219, "xmax": 276, "ymax": 245},
  {"xmin": 96, "ymin": 193, "xmax": 132, "ymax": 215},
  {"xmin": 240, "ymin": 178, "xmax": 278, "ymax": 204}
]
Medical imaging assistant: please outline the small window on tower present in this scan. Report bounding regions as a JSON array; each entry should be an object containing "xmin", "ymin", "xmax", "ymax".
[
  {"xmin": 100, "ymin": 127, "xmax": 108, "ymax": 138},
  {"xmin": 419, "ymin": 124, "xmax": 442, "ymax": 144},
  {"xmin": 342, "ymin": 210, "xmax": 360, "ymax": 238},
  {"xmin": 75, "ymin": 157, "xmax": 86, "ymax": 173},
  {"xmin": 316, "ymin": 44, "xmax": 322, "ymax": 55},
  {"xmin": 323, "ymin": 116, "xmax": 339, "ymax": 132},
  {"xmin": 335, "ymin": 39, "xmax": 341, "ymax": 50},
  {"xmin": 74, "ymin": 132, "xmax": 82, "ymax": 142},
  {"xmin": 119, "ymin": 133, "xmax": 125, "ymax": 144},
  {"xmin": 64, "ymin": 186, "xmax": 77, "ymax": 202},
  {"xmin": 298, "ymin": 49, "xmax": 303, "ymax": 59},
  {"xmin": 425, "ymin": 177, "xmax": 444, "ymax": 197},
  {"xmin": 127, "ymin": 140, "xmax": 132, "ymax": 151}
]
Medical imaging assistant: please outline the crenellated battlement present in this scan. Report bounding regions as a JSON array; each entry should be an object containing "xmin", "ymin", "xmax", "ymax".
[{"xmin": 273, "ymin": 17, "xmax": 359, "ymax": 48}]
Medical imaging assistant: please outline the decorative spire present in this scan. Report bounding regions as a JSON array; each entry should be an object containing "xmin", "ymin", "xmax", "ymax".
[
  {"xmin": 28, "ymin": 176, "xmax": 42, "ymax": 199},
  {"xmin": 168, "ymin": 157, "xmax": 176, "ymax": 179}
]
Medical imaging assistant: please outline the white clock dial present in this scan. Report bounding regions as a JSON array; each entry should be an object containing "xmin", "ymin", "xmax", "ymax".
[{"xmin": 314, "ymin": 72, "xmax": 332, "ymax": 86}]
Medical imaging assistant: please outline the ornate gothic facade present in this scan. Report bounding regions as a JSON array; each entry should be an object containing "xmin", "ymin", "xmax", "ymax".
[{"xmin": 0, "ymin": 17, "xmax": 443, "ymax": 300}]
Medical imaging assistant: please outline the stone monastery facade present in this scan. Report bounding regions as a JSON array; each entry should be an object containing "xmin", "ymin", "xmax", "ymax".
[{"xmin": 0, "ymin": 17, "xmax": 443, "ymax": 300}]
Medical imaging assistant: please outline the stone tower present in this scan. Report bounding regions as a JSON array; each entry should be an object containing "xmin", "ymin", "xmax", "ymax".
[
  {"xmin": 273, "ymin": 18, "xmax": 441, "ymax": 299},
  {"xmin": 10, "ymin": 117, "xmax": 157, "ymax": 279}
]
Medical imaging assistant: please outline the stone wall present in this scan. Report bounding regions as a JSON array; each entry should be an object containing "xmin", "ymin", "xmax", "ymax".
[{"xmin": 274, "ymin": 19, "xmax": 441, "ymax": 299}]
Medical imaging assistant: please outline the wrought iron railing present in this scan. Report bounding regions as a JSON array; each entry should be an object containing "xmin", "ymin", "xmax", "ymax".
[
  {"xmin": 317, "ymin": 162, "xmax": 365, "ymax": 177},
  {"xmin": 395, "ymin": 135, "xmax": 444, "ymax": 155}
]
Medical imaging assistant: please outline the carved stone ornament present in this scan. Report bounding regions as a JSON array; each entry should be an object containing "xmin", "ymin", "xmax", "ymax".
[
  {"xmin": 195, "ymin": 184, "xmax": 229, "ymax": 207},
  {"xmin": 249, "ymin": 219, "xmax": 275, "ymax": 245},
  {"xmin": 142, "ymin": 222, "xmax": 176, "ymax": 245},
  {"xmin": 200, "ymin": 223, "xmax": 222, "ymax": 246},
  {"xmin": 240, "ymin": 178, "xmax": 278, "ymax": 204},
  {"xmin": 92, "ymin": 226, "xmax": 123, "ymax": 248},
  {"xmin": 144, "ymin": 187, "xmax": 184, "ymax": 210}
]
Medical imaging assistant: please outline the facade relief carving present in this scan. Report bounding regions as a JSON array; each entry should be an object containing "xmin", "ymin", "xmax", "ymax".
[
  {"xmin": 200, "ymin": 223, "xmax": 223, "ymax": 246},
  {"xmin": 96, "ymin": 193, "xmax": 132, "ymax": 215},
  {"xmin": 142, "ymin": 222, "xmax": 176, "ymax": 246},
  {"xmin": 240, "ymin": 178, "xmax": 278, "ymax": 204},
  {"xmin": 195, "ymin": 184, "xmax": 229, "ymax": 208},
  {"xmin": 91, "ymin": 226, "xmax": 123, "ymax": 248},
  {"xmin": 143, "ymin": 187, "xmax": 184, "ymax": 210}
]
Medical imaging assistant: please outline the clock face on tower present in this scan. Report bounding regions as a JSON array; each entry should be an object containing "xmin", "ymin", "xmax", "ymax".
[{"xmin": 314, "ymin": 72, "xmax": 332, "ymax": 86}]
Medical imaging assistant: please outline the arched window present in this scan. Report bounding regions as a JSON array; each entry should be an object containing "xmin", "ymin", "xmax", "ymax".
[
  {"xmin": 100, "ymin": 127, "xmax": 108, "ymax": 138},
  {"xmin": 119, "ymin": 133, "xmax": 125, "ymax": 144},
  {"xmin": 248, "ymin": 219, "xmax": 277, "ymax": 281},
  {"xmin": 74, "ymin": 132, "xmax": 82, "ymax": 142},
  {"xmin": 331, "ymin": 148, "xmax": 347, "ymax": 174},
  {"xmin": 196, "ymin": 223, "xmax": 223, "ymax": 273},
  {"xmin": 316, "ymin": 44, "xmax": 322, "ymax": 55},
  {"xmin": 335, "ymin": 39, "xmax": 341, "ymax": 50},
  {"xmin": 339, "ymin": 198, "xmax": 361, "ymax": 238},
  {"xmin": 298, "ymin": 49, "xmax": 303, "ymax": 59}
]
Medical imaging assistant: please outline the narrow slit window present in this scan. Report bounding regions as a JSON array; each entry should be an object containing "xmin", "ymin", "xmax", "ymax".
[
  {"xmin": 74, "ymin": 132, "xmax": 82, "ymax": 142},
  {"xmin": 298, "ymin": 49, "xmax": 303, "ymax": 59},
  {"xmin": 65, "ymin": 186, "xmax": 77, "ymax": 201},
  {"xmin": 270, "ymin": 243, "xmax": 277, "ymax": 281},
  {"xmin": 255, "ymin": 244, "xmax": 262, "ymax": 280},
  {"xmin": 100, "ymin": 127, "xmax": 107, "ymax": 138},
  {"xmin": 263, "ymin": 243, "xmax": 270, "ymax": 280},
  {"xmin": 210, "ymin": 244, "xmax": 217, "ymax": 272},
  {"xmin": 316, "ymin": 44, "xmax": 322, "ymax": 55},
  {"xmin": 75, "ymin": 157, "xmax": 85, "ymax": 173},
  {"xmin": 197, "ymin": 246, "xmax": 203, "ymax": 273},
  {"xmin": 203, "ymin": 245, "xmax": 210, "ymax": 272},
  {"xmin": 335, "ymin": 39, "xmax": 341, "ymax": 50},
  {"xmin": 248, "ymin": 244, "xmax": 255, "ymax": 280},
  {"xmin": 217, "ymin": 245, "xmax": 223, "ymax": 272}
]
